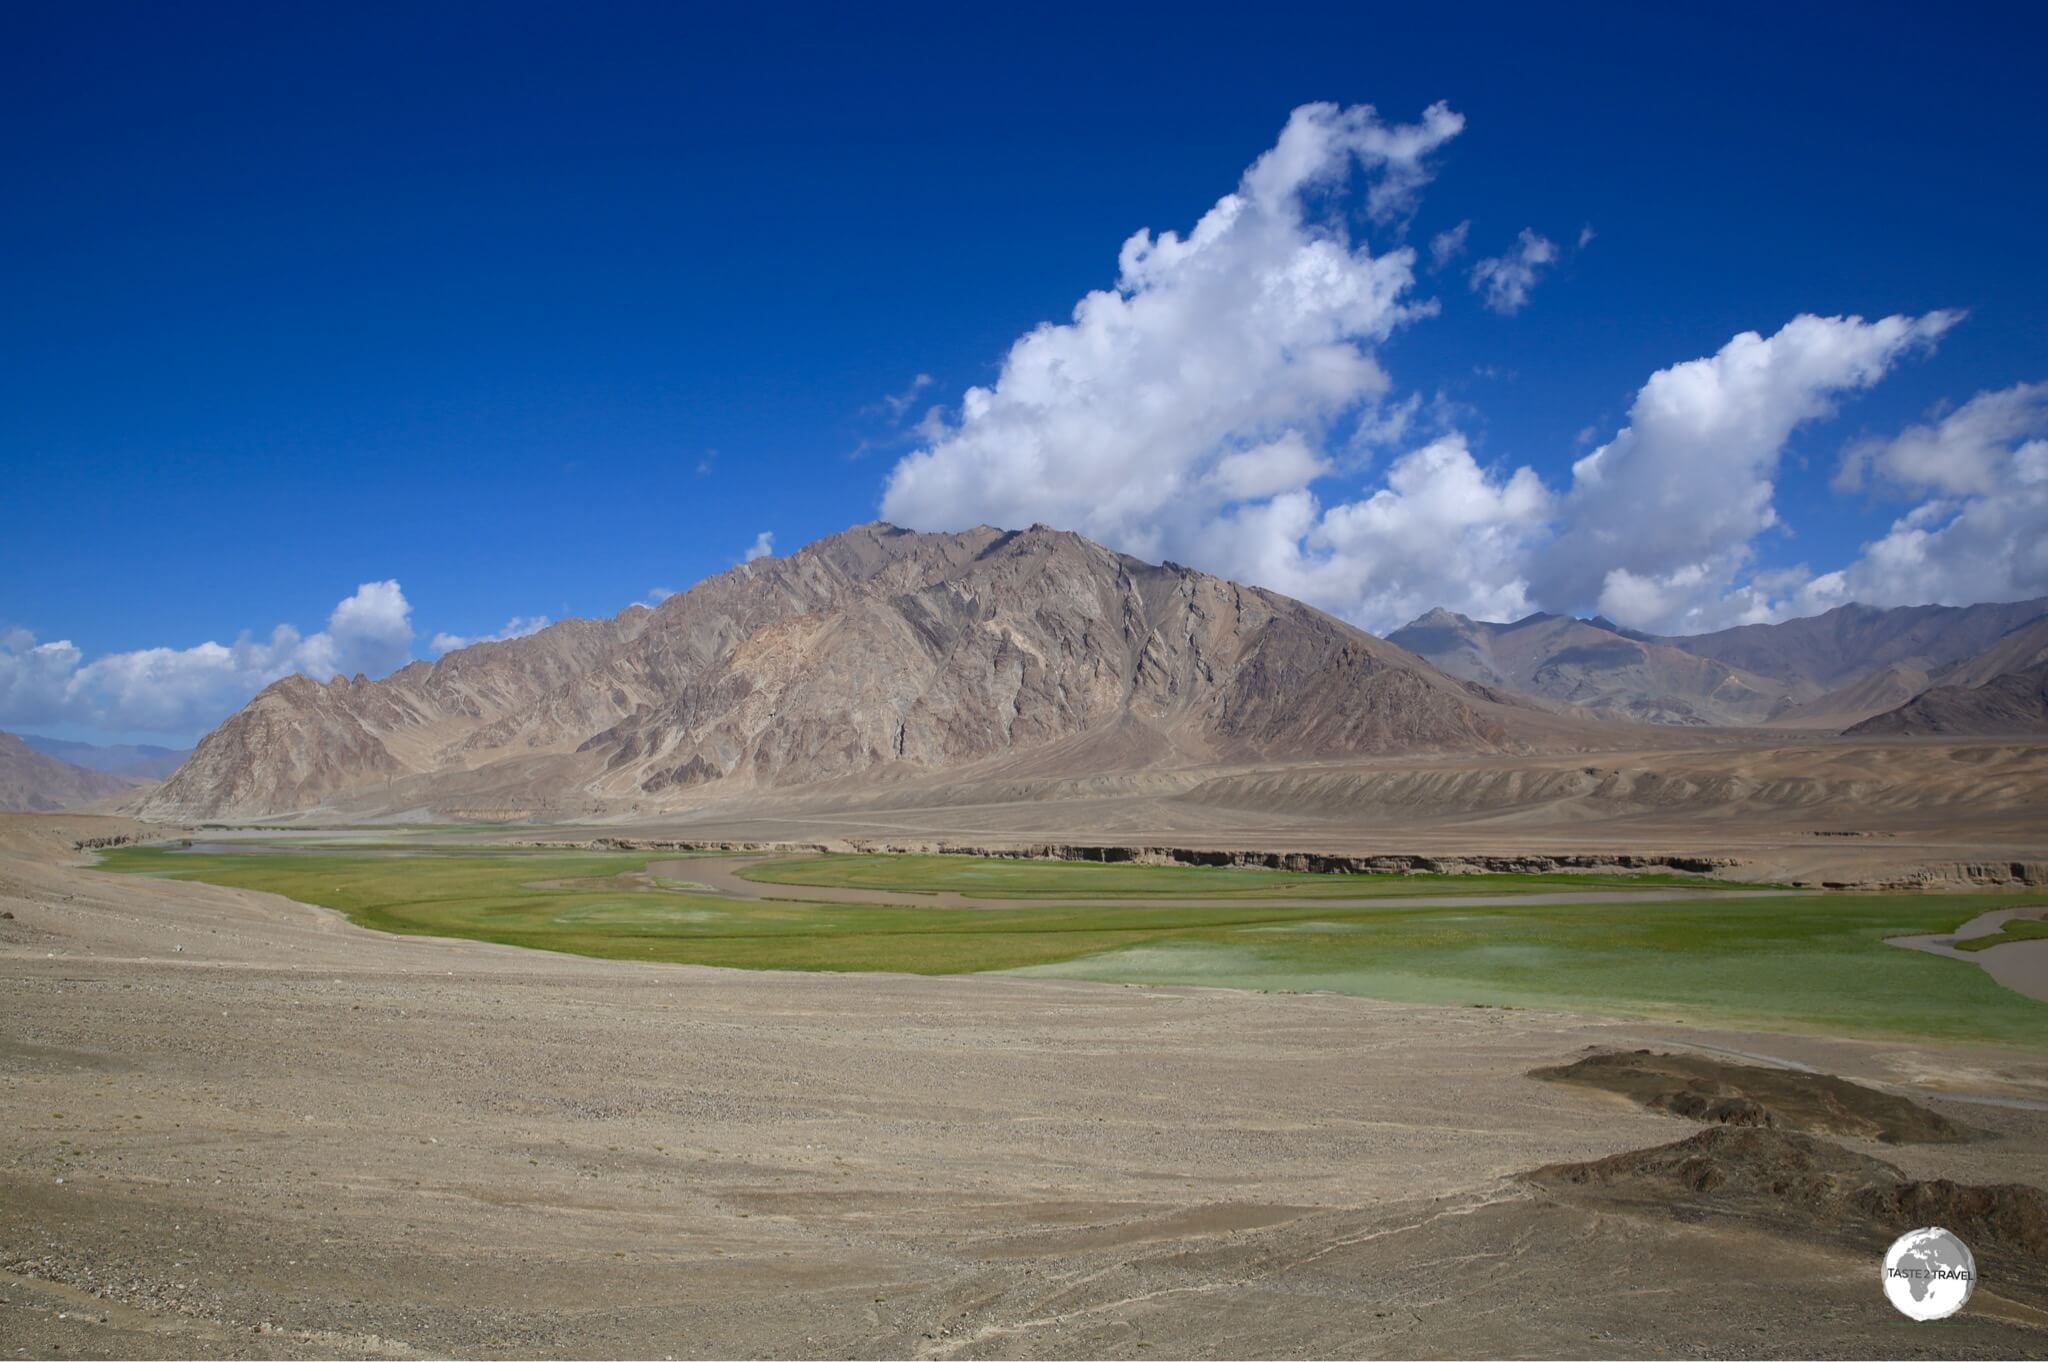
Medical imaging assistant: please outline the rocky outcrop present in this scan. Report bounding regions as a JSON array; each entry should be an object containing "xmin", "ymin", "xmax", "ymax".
[
  {"xmin": 1529, "ymin": 1126, "xmax": 2048, "ymax": 1265},
  {"xmin": 1883, "ymin": 860, "xmax": 2048, "ymax": 888},
  {"xmin": 1531, "ymin": 1050, "xmax": 1983, "ymax": 1143},
  {"xmin": 143, "ymin": 524, "xmax": 1549, "ymax": 821}
]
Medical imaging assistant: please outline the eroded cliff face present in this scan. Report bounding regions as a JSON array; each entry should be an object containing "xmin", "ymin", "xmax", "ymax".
[{"xmin": 143, "ymin": 523, "xmax": 1533, "ymax": 821}]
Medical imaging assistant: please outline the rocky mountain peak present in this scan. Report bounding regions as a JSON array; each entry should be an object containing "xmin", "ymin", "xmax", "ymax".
[{"xmin": 140, "ymin": 524, "xmax": 1539, "ymax": 821}]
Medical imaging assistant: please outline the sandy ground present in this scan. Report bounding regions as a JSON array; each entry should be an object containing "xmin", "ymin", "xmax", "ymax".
[{"xmin": 5, "ymin": 815, "xmax": 2048, "ymax": 1359}]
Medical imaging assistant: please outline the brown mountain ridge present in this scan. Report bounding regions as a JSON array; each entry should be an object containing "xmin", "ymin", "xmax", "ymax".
[{"xmin": 142, "ymin": 524, "xmax": 1575, "ymax": 822}]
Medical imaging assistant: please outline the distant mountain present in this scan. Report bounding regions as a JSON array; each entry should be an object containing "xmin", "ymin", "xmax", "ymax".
[
  {"xmin": 1386, "ymin": 609, "xmax": 1795, "ymax": 725},
  {"xmin": 0, "ymin": 732, "xmax": 139, "ymax": 812},
  {"xmin": 1391, "ymin": 597, "xmax": 2048, "ymax": 729},
  {"xmin": 143, "ymin": 524, "xmax": 1571, "ymax": 822},
  {"xmin": 1761, "ymin": 666, "xmax": 1929, "ymax": 730},
  {"xmin": 1843, "ymin": 614, "xmax": 2048, "ymax": 737},
  {"xmin": 20, "ymin": 734, "xmax": 191, "ymax": 780},
  {"xmin": 1847, "ymin": 664, "xmax": 2048, "ymax": 737},
  {"xmin": 1922, "ymin": 614, "xmax": 2048, "ymax": 691},
  {"xmin": 1654, "ymin": 598, "xmax": 2048, "ymax": 692}
]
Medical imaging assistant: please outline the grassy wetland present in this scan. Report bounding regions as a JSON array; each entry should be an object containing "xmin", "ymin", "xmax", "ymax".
[{"xmin": 98, "ymin": 844, "xmax": 2048, "ymax": 1047}]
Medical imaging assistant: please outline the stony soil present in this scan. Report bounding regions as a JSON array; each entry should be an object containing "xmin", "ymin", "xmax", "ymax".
[
  {"xmin": 5, "ymin": 815, "xmax": 2048, "ymax": 1358},
  {"xmin": 1529, "ymin": 1126, "xmax": 2048, "ymax": 1297}
]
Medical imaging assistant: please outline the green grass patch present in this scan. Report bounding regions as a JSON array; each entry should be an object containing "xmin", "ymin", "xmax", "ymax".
[
  {"xmin": 738, "ymin": 852, "xmax": 1770, "ymax": 898},
  {"xmin": 95, "ymin": 845, "xmax": 2048, "ymax": 1047},
  {"xmin": 1957, "ymin": 917, "xmax": 2048, "ymax": 952}
]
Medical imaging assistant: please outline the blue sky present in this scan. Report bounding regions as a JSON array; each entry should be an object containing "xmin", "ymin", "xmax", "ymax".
[{"xmin": 5, "ymin": 2, "xmax": 2047, "ymax": 742}]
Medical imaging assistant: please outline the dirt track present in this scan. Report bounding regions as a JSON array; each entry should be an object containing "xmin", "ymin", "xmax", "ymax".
[{"xmin": 5, "ymin": 815, "xmax": 2048, "ymax": 1358}]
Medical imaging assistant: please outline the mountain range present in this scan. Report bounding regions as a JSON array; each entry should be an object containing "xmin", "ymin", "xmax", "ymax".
[
  {"xmin": 1389, "ymin": 598, "xmax": 2048, "ymax": 731},
  {"xmin": 15, "ymin": 524, "xmax": 2035, "ymax": 826}
]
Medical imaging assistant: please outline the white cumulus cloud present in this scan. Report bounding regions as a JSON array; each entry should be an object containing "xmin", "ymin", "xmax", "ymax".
[
  {"xmin": 0, "ymin": 581, "xmax": 416, "ymax": 738},
  {"xmin": 1537, "ymin": 311, "xmax": 1961, "ymax": 631},
  {"xmin": 1819, "ymin": 380, "xmax": 2048, "ymax": 608},
  {"xmin": 883, "ymin": 99, "xmax": 1462, "ymax": 571},
  {"xmin": 1222, "ymin": 434, "xmax": 1554, "ymax": 628},
  {"xmin": 742, "ymin": 531, "xmax": 775, "ymax": 563},
  {"xmin": 875, "ymin": 98, "xmax": 1976, "ymax": 636}
]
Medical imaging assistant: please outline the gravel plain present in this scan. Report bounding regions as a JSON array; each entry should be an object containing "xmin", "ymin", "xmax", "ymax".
[{"xmin": 5, "ymin": 815, "xmax": 2047, "ymax": 1359}]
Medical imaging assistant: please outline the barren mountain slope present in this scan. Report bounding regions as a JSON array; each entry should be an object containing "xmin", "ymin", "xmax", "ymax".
[
  {"xmin": 143, "ymin": 524, "xmax": 1552, "ymax": 821},
  {"xmin": 146, "ymin": 612, "xmax": 652, "ymax": 819},
  {"xmin": 0, "ymin": 732, "xmax": 139, "ymax": 812},
  {"xmin": 1388, "ymin": 608, "xmax": 1795, "ymax": 724},
  {"xmin": 1769, "ymin": 615, "xmax": 2048, "ymax": 731},
  {"xmin": 1840, "ymin": 616, "xmax": 2048, "ymax": 737},
  {"xmin": 1762, "ymin": 666, "xmax": 1931, "ymax": 730},
  {"xmin": 1847, "ymin": 663, "xmax": 2048, "ymax": 737}
]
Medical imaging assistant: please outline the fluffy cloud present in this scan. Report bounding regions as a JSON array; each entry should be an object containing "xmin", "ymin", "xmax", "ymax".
[
  {"xmin": 883, "ymin": 100, "xmax": 1462, "ymax": 569},
  {"xmin": 1819, "ymin": 381, "xmax": 2048, "ymax": 607},
  {"xmin": 0, "ymin": 581, "xmax": 415, "ymax": 738},
  {"xmin": 741, "ymin": 531, "xmax": 776, "ymax": 563},
  {"xmin": 1537, "ymin": 311, "xmax": 1960, "ymax": 630},
  {"xmin": 429, "ymin": 614, "xmax": 550, "ymax": 655},
  {"xmin": 1218, "ymin": 435, "xmax": 1554, "ymax": 627},
  {"xmin": 1836, "ymin": 380, "xmax": 2047, "ymax": 496},
  {"xmin": 875, "ymin": 99, "xmax": 1986, "ymax": 635},
  {"xmin": 312, "ymin": 580, "xmax": 414, "ymax": 676},
  {"xmin": 1469, "ymin": 228, "xmax": 1558, "ymax": 315},
  {"xmin": 886, "ymin": 284, "xmax": 1962, "ymax": 632}
]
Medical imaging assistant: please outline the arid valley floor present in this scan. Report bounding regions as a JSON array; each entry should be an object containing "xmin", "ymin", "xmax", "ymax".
[{"xmin": 5, "ymin": 804, "xmax": 2048, "ymax": 1359}]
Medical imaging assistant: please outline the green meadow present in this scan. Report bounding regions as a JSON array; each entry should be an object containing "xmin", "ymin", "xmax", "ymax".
[{"xmin": 96, "ymin": 845, "xmax": 2048, "ymax": 1047}]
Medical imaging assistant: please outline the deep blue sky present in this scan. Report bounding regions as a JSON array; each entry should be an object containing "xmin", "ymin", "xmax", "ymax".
[{"xmin": 5, "ymin": 2, "xmax": 2046, "ymax": 739}]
